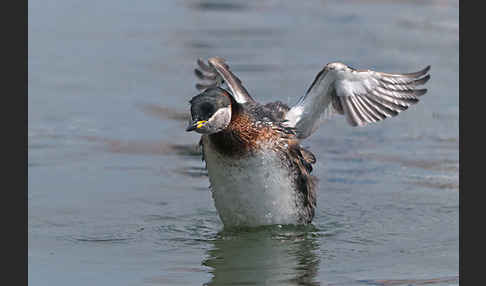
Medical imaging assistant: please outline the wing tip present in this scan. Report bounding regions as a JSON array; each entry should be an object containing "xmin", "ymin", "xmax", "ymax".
[
  {"xmin": 416, "ymin": 88, "xmax": 428, "ymax": 97},
  {"xmin": 208, "ymin": 57, "xmax": 227, "ymax": 67},
  {"xmin": 194, "ymin": 68, "xmax": 204, "ymax": 79},
  {"xmin": 411, "ymin": 65, "xmax": 431, "ymax": 77},
  {"xmin": 196, "ymin": 58, "xmax": 212, "ymax": 71},
  {"xmin": 400, "ymin": 66, "xmax": 429, "ymax": 78},
  {"xmin": 195, "ymin": 82, "xmax": 217, "ymax": 91},
  {"xmin": 420, "ymin": 74, "xmax": 431, "ymax": 85}
]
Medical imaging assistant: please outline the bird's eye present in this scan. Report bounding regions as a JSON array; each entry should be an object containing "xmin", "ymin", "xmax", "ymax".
[{"xmin": 200, "ymin": 103, "xmax": 215, "ymax": 116}]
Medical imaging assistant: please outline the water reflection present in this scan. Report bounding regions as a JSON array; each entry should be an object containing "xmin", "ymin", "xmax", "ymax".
[
  {"xmin": 203, "ymin": 226, "xmax": 320, "ymax": 286},
  {"xmin": 357, "ymin": 276, "xmax": 459, "ymax": 286},
  {"xmin": 189, "ymin": 1, "xmax": 249, "ymax": 12},
  {"xmin": 137, "ymin": 103, "xmax": 190, "ymax": 122},
  {"xmin": 80, "ymin": 103, "xmax": 202, "ymax": 158},
  {"xmin": 82, "ymin": 135, "xmax": 201, "ymax": 157}
]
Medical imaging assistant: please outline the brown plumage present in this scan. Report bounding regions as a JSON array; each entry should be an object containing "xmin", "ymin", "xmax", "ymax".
[{"xmin": 285, "ymin": 140, "xmax": 317, "ymax": 223}]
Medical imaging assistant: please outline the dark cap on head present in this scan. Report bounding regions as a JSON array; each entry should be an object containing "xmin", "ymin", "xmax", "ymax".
[{"xmin": 186, "ymin": 87, "xmax": 232, "ymax": 133}]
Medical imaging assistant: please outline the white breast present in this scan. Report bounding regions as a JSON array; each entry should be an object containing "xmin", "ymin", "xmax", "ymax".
[{"xmin": 202, "ymin": 136, "xmax": 300, "ymax": 227}]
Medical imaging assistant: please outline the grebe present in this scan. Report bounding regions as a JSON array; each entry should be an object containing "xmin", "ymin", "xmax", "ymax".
[{"xmin": 186, "ymin": 57, "xmax": 430, "ymax": 227}]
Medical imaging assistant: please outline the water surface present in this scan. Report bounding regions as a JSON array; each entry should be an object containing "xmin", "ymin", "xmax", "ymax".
[{"xmin": 29, "ymin": 0, "xmax": 459, "ymax": 285}]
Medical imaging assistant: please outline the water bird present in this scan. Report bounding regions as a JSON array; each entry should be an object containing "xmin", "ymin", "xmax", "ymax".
[{"xmin": 186, "ymin": 57, "xmax": 430, "ymax": 227}]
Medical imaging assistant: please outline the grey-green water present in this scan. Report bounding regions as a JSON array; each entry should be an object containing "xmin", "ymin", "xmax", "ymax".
[{"xmin": 28, "ymin": 0, "xmax": 458, "ymax": 285}]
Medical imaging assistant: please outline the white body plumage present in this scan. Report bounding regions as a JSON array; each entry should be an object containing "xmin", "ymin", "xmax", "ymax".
[{"xmin": 202, "ymin": 136, "xmax": 300, "ymax": 227}]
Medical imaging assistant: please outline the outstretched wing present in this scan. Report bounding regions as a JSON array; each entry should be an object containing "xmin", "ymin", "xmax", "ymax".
[
  {"xmin": 194, "ymin": 57, "xmax": 256, "ymax": 104},
  {"xmin": 284, "ymin": 62, "xmax": 431, "ymax": 139}
]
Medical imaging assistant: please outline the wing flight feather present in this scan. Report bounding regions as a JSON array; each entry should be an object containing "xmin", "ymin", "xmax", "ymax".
[
  {"xmin": 284, "ymin": 62, "xmax": 431, "ymax": 138},
  {"xmin": 194, "ymin": 57, "xmax": 256, "ymax": 104}
]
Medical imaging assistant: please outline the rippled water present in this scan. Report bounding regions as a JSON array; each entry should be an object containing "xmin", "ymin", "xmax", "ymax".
[{"xmin": 29, "ymin": 0, "xmax": 458, "ymax": 285}]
